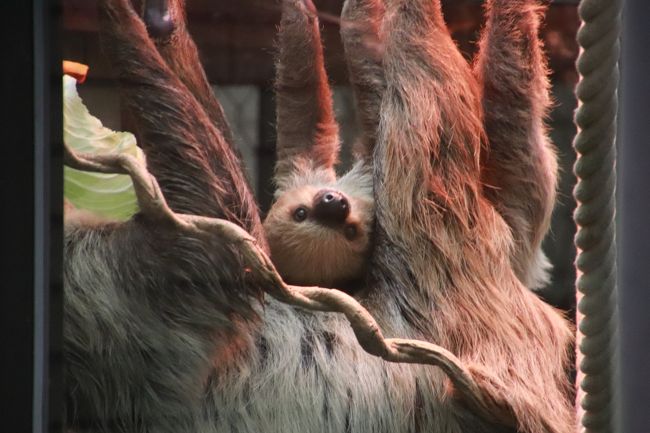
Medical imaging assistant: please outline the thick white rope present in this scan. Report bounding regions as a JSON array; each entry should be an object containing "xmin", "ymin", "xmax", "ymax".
[{"xmin": 573, "ymin": 0, "xmax": 621, "ymax": 432}]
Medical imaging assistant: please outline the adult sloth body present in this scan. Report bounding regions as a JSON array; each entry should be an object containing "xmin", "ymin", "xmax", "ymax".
[{"xmin": 64, "ymin": 1, "xmax": 574, "ymax": 433}]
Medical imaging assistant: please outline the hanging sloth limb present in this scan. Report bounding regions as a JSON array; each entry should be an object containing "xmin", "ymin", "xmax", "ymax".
[{"xmin": 63, "ymin": 0, "xmax": 574, "ymax": 432}]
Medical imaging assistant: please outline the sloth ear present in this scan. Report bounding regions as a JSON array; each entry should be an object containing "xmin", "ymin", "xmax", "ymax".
[{"xmin": 274, "ymin": 0, "xmax": 340, "ymax": 187}]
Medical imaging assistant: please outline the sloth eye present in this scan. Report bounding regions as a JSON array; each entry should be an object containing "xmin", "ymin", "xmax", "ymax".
[
  {"xmin": 344, "ymin": 225, "xmax": 358, "ymax": 240},
  {"xmin": 293, "ymin": 207, "xmax": 308, "ymax": 222}
]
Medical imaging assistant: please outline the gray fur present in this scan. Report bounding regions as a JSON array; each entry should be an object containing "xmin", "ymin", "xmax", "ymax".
[{"xmin": 64, "ymin": 220, "xmax": 508, "ymax": 433}]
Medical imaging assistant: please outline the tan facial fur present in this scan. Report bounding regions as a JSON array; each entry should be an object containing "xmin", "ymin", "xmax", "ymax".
[{"xmin": 264, "ymin": 163, "xmax": 373, "ymax": 288}]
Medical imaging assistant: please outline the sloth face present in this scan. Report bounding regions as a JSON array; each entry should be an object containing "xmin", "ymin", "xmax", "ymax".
[{"xmin": 264, "ymin": 167, "xmax": 374, "ymax": 289}]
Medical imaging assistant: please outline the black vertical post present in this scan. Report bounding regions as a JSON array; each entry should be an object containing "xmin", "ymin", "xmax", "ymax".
[
  {"xmin": 35, "ymin": 0, "xmax": 65, "ymax": 432},
  {"xmin": 0, "ymin": 0, "xmax": 63, "ymax": 432},
  {"xmin": 0, "ymin": 1, "xmax": 38, "ymax": 431},
  {"xmin": 619, "ymin": 1, "xmax": 650, "ymax": 432}
]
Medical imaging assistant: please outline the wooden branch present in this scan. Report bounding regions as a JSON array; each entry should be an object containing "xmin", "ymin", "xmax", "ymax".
[{"xmin": 63, "ymin": 141, "xmax": 516, "ymax": 428}]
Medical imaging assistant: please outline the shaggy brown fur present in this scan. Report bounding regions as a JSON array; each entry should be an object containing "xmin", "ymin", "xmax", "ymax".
[
  {"xmin": 474, "ymin": 0, "xmax": 558, "ymax": 290},
  {"xmin": 62, "ymin": 0, "xmax": 575, "ymax": 432},
  {"xmin": 143, "ymin": 0, "xmax": 236, "ymax": 146},
  {"xmin": 340, "ymin": 0, "xmax": 385, "ymax": 157},
  {"xmin": 367, "ymin": 1, "xmax": 573, "ymax": 432},
  {"xmin": 273, "ymin": 0, "xmax": 340, "ymax": 183}
]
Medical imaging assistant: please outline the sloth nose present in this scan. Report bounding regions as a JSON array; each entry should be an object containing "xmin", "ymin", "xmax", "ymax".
[{"xmin": 312, "ymin": 190, "xmax": 350, "ymax": 225}]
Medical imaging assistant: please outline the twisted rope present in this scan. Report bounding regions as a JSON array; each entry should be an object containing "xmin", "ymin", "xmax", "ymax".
[{"xmin": 573, "ymin": 0, "xmax": 621, "ymax": 432}]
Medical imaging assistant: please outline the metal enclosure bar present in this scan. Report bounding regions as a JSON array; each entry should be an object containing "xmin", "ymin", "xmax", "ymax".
[{"xmin": 618, "ymin": 1, "xmax": 650, "ymax": 432}]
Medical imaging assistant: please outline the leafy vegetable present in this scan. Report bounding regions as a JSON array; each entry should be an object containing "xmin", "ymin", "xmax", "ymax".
[{"xmin": 64, "ymin": 75, "xmax": 144, "ymax": 220}]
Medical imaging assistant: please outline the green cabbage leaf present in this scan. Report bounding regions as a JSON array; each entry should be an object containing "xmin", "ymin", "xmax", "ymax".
[{"xmin": 64, "ymin": 75, "xmax": 144, "ymax": 220}]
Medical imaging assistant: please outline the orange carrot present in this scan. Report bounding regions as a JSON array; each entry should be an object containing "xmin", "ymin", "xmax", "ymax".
[{"xmin": 63, "ymin": 60, "xmax": 89, "ymax": 84}]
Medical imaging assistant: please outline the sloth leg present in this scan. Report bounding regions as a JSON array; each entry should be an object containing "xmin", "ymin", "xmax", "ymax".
[
  {"xmin": 274, "ymin": 0, "xmax": 340, "ymax": 187},
  {"xmin": 474, "ymin": 0, "xmax": 557, "ymax": 288},
  {"xmin": 98, "ymin": 0, "xmax": 266, "ymax": 247},
  {"xmin": 340, "ymin": 0, "xmax": 385, "ymax": 159}
]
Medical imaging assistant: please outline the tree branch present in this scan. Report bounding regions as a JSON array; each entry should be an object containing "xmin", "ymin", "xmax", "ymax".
[{"xmin": 63, "ymin": 142, "xmax": 516, "ymax": 428}]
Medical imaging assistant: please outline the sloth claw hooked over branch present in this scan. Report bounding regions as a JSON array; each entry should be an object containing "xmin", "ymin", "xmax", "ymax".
[{"xmin": 63, "ymin": 141, "xmax": 516, "ymax": 429}]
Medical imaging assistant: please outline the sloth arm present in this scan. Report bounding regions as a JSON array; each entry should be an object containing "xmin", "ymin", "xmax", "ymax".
[
  {"xmin": 99, "ymin": 0, "xmax": 266, "ymax": 247},
  {"xmin": 340, "ymin": 0, "xmax": 386, "ymax": 159},
  {"xmin": 474, "ymin": 0, "xmax": 558, "ymax": 288},
  {"xmin": 274, "ymin": 0, "xmax": 340, "ymax": 186}
]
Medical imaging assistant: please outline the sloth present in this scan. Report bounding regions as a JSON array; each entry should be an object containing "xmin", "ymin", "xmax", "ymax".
[{"xmin": 63, "ymin": 0, "xmax": 574, "ymax": 433}]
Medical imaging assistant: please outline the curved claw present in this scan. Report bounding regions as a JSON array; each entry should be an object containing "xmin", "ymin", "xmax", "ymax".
[{"xmin": 142, "ymin": 0, "xmax": 175, "ymax": 40}]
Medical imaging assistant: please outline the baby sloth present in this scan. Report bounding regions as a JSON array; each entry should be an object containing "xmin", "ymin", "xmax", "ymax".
[
  {"xmin": 264, "ymin": 164, "xmax": 373, "ymax": 288},
  {"xmin": 263, "ymin": 0, "xmax": 375, "ymax": 289}
]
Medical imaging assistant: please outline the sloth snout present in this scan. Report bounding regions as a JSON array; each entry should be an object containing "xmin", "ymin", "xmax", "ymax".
[{"xmin": 312, "ymin": 190, "xmax": 350, "ymax": 225}]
